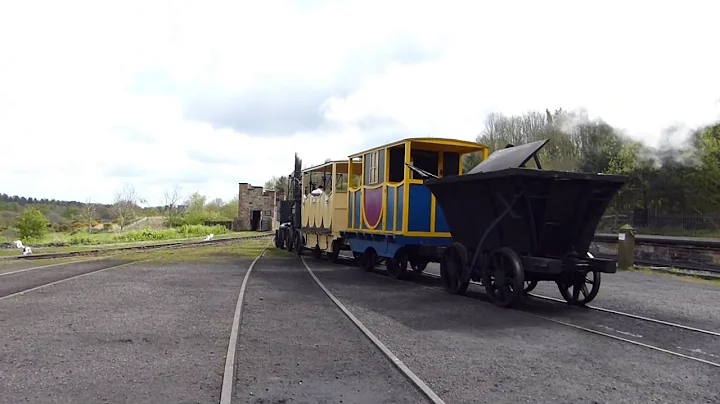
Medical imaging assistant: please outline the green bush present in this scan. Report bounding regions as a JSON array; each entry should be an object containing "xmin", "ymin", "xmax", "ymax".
[{"xmin": 16, "ymin": 208, "xmax": 50, "ymax": 242}]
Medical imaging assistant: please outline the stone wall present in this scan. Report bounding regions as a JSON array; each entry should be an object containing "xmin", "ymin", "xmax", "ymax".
[
  {"xmin": 236, "ymin": 183, "xmax": 276, "ymax": 231},
  {"xmin": 590, "ymin": 240, "xmax": 720, "ymax": 267}
]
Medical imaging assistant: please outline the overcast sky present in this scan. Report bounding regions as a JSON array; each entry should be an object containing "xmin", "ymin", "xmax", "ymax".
[{"xmin": 1, "ymin": 0, "xmax": 718, "ymax": 205}]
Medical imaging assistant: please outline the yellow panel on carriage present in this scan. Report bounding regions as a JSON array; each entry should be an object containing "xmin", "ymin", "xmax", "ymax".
[
  {"xmin": 345, "ymin": 137, "xmax": 489, "ymax": 238},
  {"xmin": 299, "ymin": 160, "xmax": 359, "ymax": 251}
]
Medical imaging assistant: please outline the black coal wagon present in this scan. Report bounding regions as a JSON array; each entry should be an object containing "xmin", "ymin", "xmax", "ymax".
[{"xmin": 423, "ymin": 139, "xmax": 628, "ymax": 308}]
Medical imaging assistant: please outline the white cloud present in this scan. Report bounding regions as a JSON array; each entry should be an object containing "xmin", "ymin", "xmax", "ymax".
[{"xmin": 0, "ymin": 0, "xmax": 718, "ymax": 204}]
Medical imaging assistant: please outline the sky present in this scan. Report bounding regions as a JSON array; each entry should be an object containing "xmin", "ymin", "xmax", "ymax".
[{"xmin": 0, "ymin": 0, "xmax": 718, "ymax": 205}]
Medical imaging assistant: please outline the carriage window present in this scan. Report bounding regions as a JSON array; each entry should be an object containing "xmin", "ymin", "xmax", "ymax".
[
  {"xmin": 368, "ymin": 151, "xmax": 380, "ymax": 184},
  {"xmin": 335, "ymin": 173, "xmax": 348, "ymax": 192},
  {"xmin": 388, "ymin": 145, "xmax": 405, "ymax": 183},
  {"xmin": 442, "ymin": 152, "xmax": 460, "ymax": 177},
  {"xmin": 410, "ymin": 149, "xmax": 439, "ymax": 179},
  {"xmin": 349, "ymin": 158, "xmax": 362, "ymax": 188}
]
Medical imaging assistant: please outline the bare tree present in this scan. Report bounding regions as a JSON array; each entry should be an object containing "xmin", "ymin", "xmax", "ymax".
[
  {"xmin": 162, "ymin": 185, "xmax": 185, "ymax": 227},
  {"xmin": 113, "ymin": 184, "xmax": 143, "ymax": 231},
  {"xmin": 80, "ymin": 197, "xmax": 97, "ymax": 232}
]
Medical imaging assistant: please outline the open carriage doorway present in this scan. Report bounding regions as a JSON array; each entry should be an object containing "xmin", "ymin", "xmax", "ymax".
[{"xmin": 251, "ymin": 210, "xmax": 261, "ymax": 231}]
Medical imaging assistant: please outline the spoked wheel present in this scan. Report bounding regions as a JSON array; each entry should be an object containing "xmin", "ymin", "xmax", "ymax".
[
  {"xmin": 274, "ymin": 231, "xmax": 283, "ymax": 248},
  {"xmin": 386, "ymin": 249, "xmax": 409, "ymax": 279},
  {"xmin": 557, "ymin": 271, "xmax": 601, "ymax": 306},
  {"xmin": 311, "ymin": 245, "xmax": 322, "ymax": 259},
  {"xmin": 482, "ymin": 247, "xmax": 526, "ymax": 308},
  {"xmin": 294, "ymin": 232, "xmax": 304, "ymax": 256},
  {"xmin": 523, "ymin": 280, "xmax": 538, "ymax": 294},
  {"xmin": 358, "ymin": 248, "xmax": 378, "ymax": 272},
  {"xmin": 440, "ymin": 242, "xmax": 470, "ymax": 295}
]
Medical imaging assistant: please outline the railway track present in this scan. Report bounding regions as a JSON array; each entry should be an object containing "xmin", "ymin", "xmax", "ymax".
[
  {"xmin": 221, "ymin": 239, "xmax": 443, "ymax": 404},
  {"xmin": 0, "ymin": 233, "xmax": 273, "ymax": 261},
  {"xmin": 315, "ymin": 253, "xmax": 720, "ymax": 370}
]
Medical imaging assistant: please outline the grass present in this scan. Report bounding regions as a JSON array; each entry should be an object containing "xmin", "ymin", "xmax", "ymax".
[
  {"xmin": 119, "ymin": 237, "xmax": 288, "ymax": 264},
  {"xmin": 0, "ymin": 231, "xmax": 270, "ymax": 257}
]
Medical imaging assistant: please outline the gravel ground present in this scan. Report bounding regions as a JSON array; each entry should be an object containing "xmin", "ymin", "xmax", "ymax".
[
  {"xmin": 423, "ymin": 263, "xmax": 720, "ymax": 333},
  {"xmin": 234, "ymin": 256, "xmax": 428, "ymax": 404},
  {"xmin": 0, "ymin": 258, "xmax": 130, "ymax": 298},
  {"xmin": 303, "ymin": 255, "xmax": 720, "ymax": 404},
  {"xmin": 0, "ymin": 257, "xmax": 97, "ymax": 275},
  {"xmin": 0, "ymin": 260, "xmax": 251, "ymax": 404}
]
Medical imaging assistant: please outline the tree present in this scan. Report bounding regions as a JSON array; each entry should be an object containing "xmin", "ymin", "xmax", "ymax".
[
  {"xmin": 16, "ymin": 208, "xmax": 49, "ymax": 241},
  {"xmin": 113, "ymin": 184, "xmax": 144, "ymax": 231},
  {"xmin": 264, "ymin": 176, "xmax": 284, "ymax": 191},
  {"xmin": 79, "ymin": 197, "xmax": 97, "ymax": 232},
  {"xmin": 162, "ymin": 185, "xmax": 185, "ymax": 227}
]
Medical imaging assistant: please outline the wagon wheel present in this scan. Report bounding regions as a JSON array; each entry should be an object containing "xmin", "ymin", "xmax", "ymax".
[
  {"xmin": 311, "ymin": 245, "xmax": 322, "ymax": 259},
  {"xmin": 440, "ymin": 242, "xmax": 470, "ymax": 295},
  {"xmin": 557, "ymin": 271, "xmax": 601, "ymax": 306},
  {"xmin": 482, "ymin": 247, "xmax": 525, "ymax": 308},
  {"xmin": 359, "ymin": 248, "xmax": 378, "ymax": 272},
  {"xmin": 523, "ymin": 280, "xmax": 538, "ymax": 294},
  {"xmin": 386, "ymin": 249, "xmax": 409, "ymax": 279}
]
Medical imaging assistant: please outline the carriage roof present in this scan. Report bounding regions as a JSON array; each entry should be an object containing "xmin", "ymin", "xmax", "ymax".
[
  {"xmin": 348, "ymin": 137, "xmax": 487, "ymax": 159},
  {"xmin": 301, "ymin": 160, "xmax": 355, "ymax": 174}
]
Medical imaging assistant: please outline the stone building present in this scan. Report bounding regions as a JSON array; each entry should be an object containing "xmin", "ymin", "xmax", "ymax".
[{"xmin": 235, "ymin": 183, "xmax": 277, "ymax": 231}]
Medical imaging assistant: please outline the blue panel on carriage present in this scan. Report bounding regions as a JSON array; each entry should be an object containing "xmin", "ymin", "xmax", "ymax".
[
  {"xmin": 386, "ymin": 186, "xmax": 395, "ymax": 232},
  {"xmin": 397, "ymin": 184, "xmax": 404, "ymax": 231},
  {"xmin": 347, "ymin": 191, "xmax": 354, "ymax": 228},
  {"xmin": 408, "ymin": 184, "xmax": 431, "ymax": 232},
  {"xmin": 354, "ymin": 191, "xmax": 362, "ymax": 230},
  {"xmin": 435, "ymin": 203, "xmax": 450, "ymax": 233},
  {"xmin": 344, "ymin": 233, "xmax": 453, "ymax": 258}
]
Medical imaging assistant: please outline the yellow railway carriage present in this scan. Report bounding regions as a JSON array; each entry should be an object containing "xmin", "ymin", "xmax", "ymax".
[
  {"xmin": 341, "ymin": 137, "xmax": 488, "ymax": 278},
  {"xmin": 294, "ymin": 159, "xmax": 362, "ymax": 260}
]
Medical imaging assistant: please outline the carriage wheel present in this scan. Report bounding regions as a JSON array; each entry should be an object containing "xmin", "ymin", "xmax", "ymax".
[
  {"xmin": 359, "ymin": 248, "xmax": 377, "ymax": 272},
  {"xmin": 411, "ymin": 260, "xmax": 428, "ymax": 273},
  {"xmin": 284, "ymin": 232, "xmax": 294, "ymax": 252},
  {"xmin": 274, "ymin": 231, "xmax": 283, "ymax": 248},
  {"xmin": 294, "ymin": 232, "xmax": 304, "ymax": 256},
  {"xmin": 557, "ymin": 271, "xmax": 601, "ymax": 306},
  {"xmin": 386, "ymin": 249, "xmax": 409, "ymax": 279},
  {"xmin": 482, "ymin": 247, "xmax": 525, "ymax": 308},
  {"xmin": 523, "ymin": 280, "xmax": 538, "ymax": 294},
  {"xmin": 440, "ymin": 243, "xmax": 470, "ymax": 295},
  {"xmin": 328, "ymin": 240, "xmax": 341, "ymax": 263},
  {"xmin": 311, "ymin": 245, "xmax": 322, "ymax": 259}
]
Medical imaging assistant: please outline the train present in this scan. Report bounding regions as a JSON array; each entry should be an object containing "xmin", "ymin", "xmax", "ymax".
[{"xmin": 274, "ymin": 137, "xmax": 628, "ymax": 308}]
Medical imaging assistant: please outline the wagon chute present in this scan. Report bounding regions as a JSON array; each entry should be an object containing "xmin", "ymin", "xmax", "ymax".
[{"xmin": 423, "ymin": 139, "xmax": 628, "ymax": 307}]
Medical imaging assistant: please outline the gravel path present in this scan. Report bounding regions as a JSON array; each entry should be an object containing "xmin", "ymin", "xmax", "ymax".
[
  {"xmin": 305, "ymin": 256, "xmax": 720, "ymax": 404},
  {"xmin": 0, "ymin": 260, "xmax": 251, "ymax": 404},
  {"xmin": 234, "ymin": 256, "xmax": 427, "ymax": 404}
]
